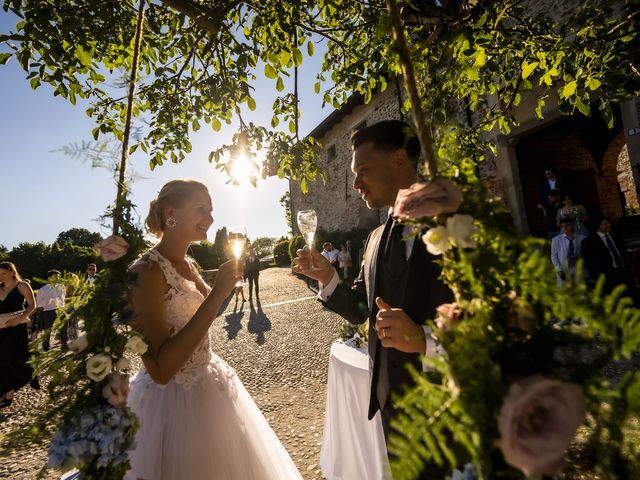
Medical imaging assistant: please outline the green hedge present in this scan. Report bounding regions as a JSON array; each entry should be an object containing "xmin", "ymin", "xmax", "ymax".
[
  {"xmin": 273, "ymin": 240, "xmax": 290, "ymax": 267},
  {"xmin": 288, "ymin": 235, "xmax": 306, "ymax": 266}
]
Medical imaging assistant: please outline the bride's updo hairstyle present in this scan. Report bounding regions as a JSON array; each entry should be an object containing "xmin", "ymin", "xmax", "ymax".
[{"xmin": 146, "ymin": 179, "xmax": 209, "ymax": 237}]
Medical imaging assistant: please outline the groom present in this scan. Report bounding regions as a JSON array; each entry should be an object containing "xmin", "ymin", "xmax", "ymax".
[{"xmin": 294, "ymin": 120, "xmax": 453, "ymax": 469}]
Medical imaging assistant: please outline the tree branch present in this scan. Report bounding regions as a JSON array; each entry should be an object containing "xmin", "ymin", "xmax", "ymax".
[{"xmin": 160, "ymin": 0, "xmax": 240, "ymax": 37}]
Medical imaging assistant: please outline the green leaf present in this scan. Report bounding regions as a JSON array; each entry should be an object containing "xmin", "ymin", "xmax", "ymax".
[
  {"xmin": 211, "ymin": 117, "xmax": 221, "ymax": 132},
  {"xmin": 0, "ymin": 53, "xmax": 11, "ymax": 65},
  {"xmin": 293, "ymin": 48, "xmax": 303, "ymax": 67},
  {"xmin": 288, "ymin": 120, "xmax": 296, "ymax": 134},
  {"xmin": 562, "ymin": 80, "xmax": 577, "ymax": 98},
  {"xmin": 307, "ymin": 41, "xmax": 314, "ymax": 57},
  {"xmin": 30, "ymin": 76, "xmax": 40, "ymax": 89},
  {"xmin": 247, "ymin": 96, "xmax": 256, "ymax": 111},
  {"xmin": 279, "ymin": 51, "xmax": 292, "ymax": 67},
  {"xmin": 521, "ymin": 61, "xmax": 538, "ymax": 79},
  {"xmin": 575, "ymin": 97, "xmax": 590, "ymax": 116},
  {"xmin": 264, "ymin": 63, "xmax": 277, "ymax": 79},
  {"xmin": 74, "ymin": 45, "xmax": 92, "ymax": 68},
  {"xmin": 314, "ymin": 81, "xmax": 321, "ymax": 94},
  {"xmin": 588, "ymin": 78, "xmax": 601, "ymax": 91},
  {"xmin": 276, "ymin": 76, "xmax": 284, "ymax": 92}
]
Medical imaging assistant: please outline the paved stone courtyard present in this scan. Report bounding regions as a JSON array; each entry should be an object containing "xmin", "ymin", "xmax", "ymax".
[{"xmin": 0, "ymin": 267, "xmax": 343, "ymax": 479}]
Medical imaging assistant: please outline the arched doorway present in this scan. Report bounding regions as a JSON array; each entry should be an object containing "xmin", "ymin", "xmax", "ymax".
[{"xmin": 515, "ymin": 110, "xmax": 626, "ymax": 237}]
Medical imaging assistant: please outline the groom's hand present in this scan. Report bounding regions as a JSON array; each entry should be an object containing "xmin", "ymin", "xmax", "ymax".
[
  {"xmin": 293, "ymin": 245, "xmax": 335, "ymax": 285},
  {"xmin": 375, "ymin": 297, "xmax": 426, "ymax": 354}
]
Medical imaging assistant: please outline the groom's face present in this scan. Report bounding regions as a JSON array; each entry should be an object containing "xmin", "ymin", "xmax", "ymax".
[{"xmin": 351, "ymin": 141, "xmax": 400, "ymax": 210}]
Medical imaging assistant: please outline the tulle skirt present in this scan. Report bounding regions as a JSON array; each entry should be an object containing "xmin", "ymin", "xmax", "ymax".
[{"xmin": 125, "ymin": 355, "xmax": 302, "ymax": 480}]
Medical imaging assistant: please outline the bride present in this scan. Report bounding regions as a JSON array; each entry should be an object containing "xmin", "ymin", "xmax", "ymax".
[{"xmin": 126, "ymin": 179, "xmax": 301, "ymax": 479}]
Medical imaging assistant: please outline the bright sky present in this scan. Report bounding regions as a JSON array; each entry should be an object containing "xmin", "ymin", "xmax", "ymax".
[{"xmin": 0, "ymin": 12, "xmax": 330, "ymax": 249}]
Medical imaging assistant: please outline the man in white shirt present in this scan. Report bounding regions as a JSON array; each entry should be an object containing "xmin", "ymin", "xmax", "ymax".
[
  {"xmin": 583, "ymin": 216, "xmax": 638, "ymax": 301},
  {"xmin": 86, "ymin": 263, "xmax": 98, "ymax": 285},
  {"xmin": 35, "ymin": 270, "xmax": 66, "ymax": 351},
  {"xmin": 550, "ymin": 217, "xmax": 586, "ymax": 286},
  {"xmin": 321, "ymin": 242, "xmax": 339, "ymax": 266}
]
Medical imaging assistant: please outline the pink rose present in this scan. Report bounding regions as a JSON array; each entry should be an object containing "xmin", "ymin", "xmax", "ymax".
[
  {"xmin": 507, "ymin": 291, "xmax": 538, "ymax": 332},
  {"xmin": 95, "ymin": 235, "xmax": 129, "ymax": 262},
  {"xmin": 394, "ymin": 179, "xmax": 463, "ymax": 220},
  {"xmin": 101, "ymin": 372, "xmax": 130, "ymax": 407},
  {"xmin": 435, "ymin": 303, "xmax": 462, "ymax": 331},
  {"xmin": 498, "ymin": 376, "xmax": 585, "ymax": 477}
]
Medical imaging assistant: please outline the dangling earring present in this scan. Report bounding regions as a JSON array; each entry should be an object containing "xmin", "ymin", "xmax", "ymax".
[{"xmin": 166, "ymin": 216, "xmax": 177, "ymax": 228}]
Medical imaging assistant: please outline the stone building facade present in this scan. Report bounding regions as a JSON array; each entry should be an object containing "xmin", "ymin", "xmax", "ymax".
[{"xmin": 289, "ymin": 3, "xmax": 640, "ymax": 237}]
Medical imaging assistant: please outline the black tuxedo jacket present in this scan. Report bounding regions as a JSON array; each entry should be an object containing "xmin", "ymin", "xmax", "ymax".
[
  {"xmin": 244, "ymin": 256, "xmax": 261, "ymax": 278},
  {"xmin": 323, "ymin": 220, "xmax": 452, "ymax": 420},
  {"xmin": 581, "ymin": 233, "xmax": 627, "ymax": 284}
]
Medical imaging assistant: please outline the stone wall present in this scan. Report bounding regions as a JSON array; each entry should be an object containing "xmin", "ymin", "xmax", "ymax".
[{"xmin": 291, "ymin": 84, "xmax": 406, "ymax": 234}]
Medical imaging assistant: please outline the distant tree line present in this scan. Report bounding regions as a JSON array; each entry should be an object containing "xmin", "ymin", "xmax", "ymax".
[{"xmin": 0, "ymin": 228, "xmax": 284, "ymax": 285}]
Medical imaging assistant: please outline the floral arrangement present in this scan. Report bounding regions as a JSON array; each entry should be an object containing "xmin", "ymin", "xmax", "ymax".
[
  {"xmin": 386, "ymin": 143, "xmax": 640, "ymax": 479},
  {"xmin": 2, "ymin": 199, "xmax": 148, "ymax": 479},
  {"xmin": 338, "ymin": 319, "xmax": 369, "ymax": 349}
]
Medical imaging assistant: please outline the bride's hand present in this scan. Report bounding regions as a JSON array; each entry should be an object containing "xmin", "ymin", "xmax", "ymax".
[{"xmin": 211, "ymin": 259, "xmax": 244, "ymax": 300}]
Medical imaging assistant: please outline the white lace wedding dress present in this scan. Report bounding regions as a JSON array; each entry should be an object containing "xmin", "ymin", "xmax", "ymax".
[{"xmin": 125, "ymin": 249, "xmax": 302, "ymax": 480}]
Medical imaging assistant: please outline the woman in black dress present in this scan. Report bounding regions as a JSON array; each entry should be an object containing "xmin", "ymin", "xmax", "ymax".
[{"xmin": 0, "ymin": 262, "xmax": 36, "ymax": 407}]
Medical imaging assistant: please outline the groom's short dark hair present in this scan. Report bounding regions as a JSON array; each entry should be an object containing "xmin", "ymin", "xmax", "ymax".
[{"xmin": 351, "ymin": 120, "xmax": 421, "ymax": 166}]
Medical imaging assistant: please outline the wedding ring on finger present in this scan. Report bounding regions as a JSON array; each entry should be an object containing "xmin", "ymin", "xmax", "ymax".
[{"xmin": 382, "ymin": 327, "xmax": 387, "ymax": 339}]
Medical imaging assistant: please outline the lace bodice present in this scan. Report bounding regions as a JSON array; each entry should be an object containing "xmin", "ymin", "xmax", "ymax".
[{"xmin": 138, "ymin": 249, "xmax": 235, "ymax": 390}]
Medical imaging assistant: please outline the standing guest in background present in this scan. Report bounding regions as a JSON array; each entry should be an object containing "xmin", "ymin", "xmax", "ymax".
[
  {"xmin": 556, "ymin": 195, "xmax": 590, "ymax": 236},
  {"xmin": 0, "ymin": 262, "xmax": 37, "ymax": 408},
  {"xmin": 321, "ymin": 242, "xmax": 339, "ymax": 267},
  {"xmin": 537, "ymin": 189, "xmax": 563, "ymax": 239},
  {"xmin": 540, "ymin": 167, "xmax": 565, "ymax": 206},
  {"xmin": 86, "ymin": 263, "xmax": 98, "ymax": 285},
  {"xmin": 550, "ymin": 217, "xmax": 586, "ymax": 287},
  {"xmin": 337, "ymin": 244, "xmax": 352, "ymax": 282},
  {"xmin": 35, "ymin": 269, "xmax": 66, "ymax": 351},
  {"xmin": 582, "ymin": 216, "xmax": 637, "ymax": 300},
  {"xmin": 244, "ymin": 248, "xmax": 261, "ymax": 302}
]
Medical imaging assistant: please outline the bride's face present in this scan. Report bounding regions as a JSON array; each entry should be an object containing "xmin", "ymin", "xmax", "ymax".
[{"xmin": 169, "ymin": 188, "xmax": 214, "ymax": 242}]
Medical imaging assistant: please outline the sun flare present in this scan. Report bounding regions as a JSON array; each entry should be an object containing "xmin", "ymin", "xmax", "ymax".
[{"xmin": 231, "ymin": 153, "xmax": 256, "ymax": 186}]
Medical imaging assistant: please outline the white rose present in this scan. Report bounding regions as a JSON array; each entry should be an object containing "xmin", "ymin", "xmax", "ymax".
[
  {"xmin": 85, "ymin": 354, "xmax": 112, "ymax": 382},
  {"xmin": 446, "ymin": 214, "xmax": 478, "ymax": 249},
  {"xmin": 115, "ymin": 357, "xmax": 131, "ymax": 371},
  {"xmin": 422, "ymin": 226, "xmax": 452, "ymax": 255},
  {"xmin": 68, "ymin": 335, "xmax": 89, "ymax": 354},
  {"xmin": 125, "ymin": 335, "xmax": 148, "ymax": 355}
]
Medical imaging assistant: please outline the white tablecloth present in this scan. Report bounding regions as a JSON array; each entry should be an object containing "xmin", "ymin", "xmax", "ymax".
[{"xmin": 320, "ymin": 340, "xmax": 389, "ymax": 480}]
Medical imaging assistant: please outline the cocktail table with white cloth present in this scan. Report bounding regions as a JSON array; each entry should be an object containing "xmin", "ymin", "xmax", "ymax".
[{"xmin": 320, "ymin": 339, "xmax": 390, "ymax": 480}]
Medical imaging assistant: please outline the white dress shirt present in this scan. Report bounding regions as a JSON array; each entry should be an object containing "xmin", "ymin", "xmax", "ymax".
[{"xmin": 36, "ymin": 283, "xmax": 66, "ymax": 311}]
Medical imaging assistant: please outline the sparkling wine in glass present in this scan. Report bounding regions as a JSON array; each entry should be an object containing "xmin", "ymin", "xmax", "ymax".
[
  {"xmin": 227, "ymin": 225, "xmax": 247, "ymax": 259},
  {"xmin": 227, "ymin": 225, "xmax": 247, "ymax": 286},
  {"xmin": 297, "ymin": 210, "xmax": 317, "ymax": 269},
  {"xmin": 297, "ymin": 210, "xmax": 317, "ymax": 247}
]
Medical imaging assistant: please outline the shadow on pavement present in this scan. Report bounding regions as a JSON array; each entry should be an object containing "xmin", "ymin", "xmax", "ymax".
[{"xmin": 247, "ymin": 299, "xmax": 271, "ymax": 345}]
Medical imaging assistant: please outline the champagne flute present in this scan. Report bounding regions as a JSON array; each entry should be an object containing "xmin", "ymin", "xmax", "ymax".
[
  {"xmin": 297, "ymin": 210, "xmax": 317, "ymax": 269},
  {"xmin": 227, "ymin": 225, "xmax": 247, "ymax": 286}
]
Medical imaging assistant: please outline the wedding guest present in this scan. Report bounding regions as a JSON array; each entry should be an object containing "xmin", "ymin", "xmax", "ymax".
[
  {"xmin": 582, "ymin": 216, "xmax": 637, "ymax": 300},
  {"xmin": 556, "ymin": 195, "xmax": 590, "ymax": 236},
  {"xmin": 0, "ymin": 262, "xmax": 37, "ymax": 408},
  {"xmin": 35, "ymin": 269, "xmax": 66, "ymax": 351},
  {"xmin": 86, "ymin": 263, "xmax": 98, "ymax": 285},
  {"xmin": 294, "ymin": 120, "xmax": 454, "ymax": 478},
  {"xmin": 537, "ymin": 189, "xmax": 563, "ymax": 238},
  {"xmin": 550, "ymin": 217, "xmax": 586, "ymax": 286},
  {"xmin": 321, "ymin": 242, "xmax": 338, "ymax": 266},
  {"xmin": 244, "ymin": 248, "xmax": 261, "ymax": 302},
  {"xmin": 337, "ymin": 244, "xmax": 352, "ymax": 281},
  {"xmin": 540, "ymin": 167, "xmax": 565, "ymax": 206},
  {"xmin": 126, "ymin": 179, "xmax": 301, "ymax": 479}
]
